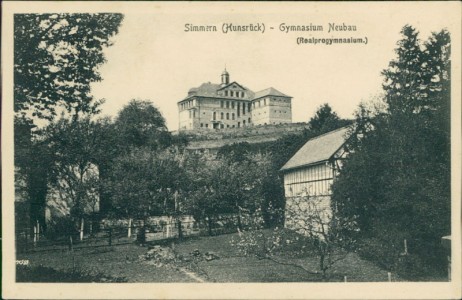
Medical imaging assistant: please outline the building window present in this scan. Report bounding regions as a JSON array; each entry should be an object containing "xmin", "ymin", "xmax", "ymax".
[
  {"xmin": 264, "ymin": 98, "xmax": 267, "ymax": 105},
  {"xmin": 232, "ymin": 113, "xmax": 235, "ymax": 120},
  {"xmin": 248, "ymin": 103, "xmax": 251, "ymax": 112},
  {"xmin": 232, "ymin": 102, "xmax": 235, "ymax": 109},
  {"xmin": 226, "ymin": 101, "xmax": 230, "ymax": 108},
  {"xmin": 201, "ymin": 123, "xmax": 203, "ymax": 127},
  {"xmin": 242, "ymin": 105, "xmax": 245, "ymax": 115},
  {"xmin": 227, "ymin": 125, "xmax": 230, "ymax": 128},
  {"xmin": 206, "ymin": 124, "xmax": 209, "ymax": 128},
  {"xmin": 243, "ymin": 120, "xmax": 246, "ymax": 126},
  {"xmin": 220, "ymin": 124, "xmax": 224, "ymax": 129},
  {"xmin": 232, "ymin": 125, "xmax": 235, "ymax": 128},
  {"xmin": 221, "ymin": 112, "xmax": 224, "ymax": 119},
  {"xmin": 248, "ymin": 117, "xmax": 251, "ymax": 123},
  {"xmin": 226, "ymin": 113, "xmax": 229, "ymax": 120},
  {"xmin": 221, "ymin": 101, "xmax": 224, "ymax": 108},
  {"xmin": 230, "ymin": 91, "xmax": 234, "ymax": 97},
  {"xmin": 225, "ymin": 91, "xmax": 228, "ymax": 97},
  {"xmin": 238, "ymin": 122, "xmax": 240, "ymax": 128},
  {"xmin": 213, "ymin": 112, "xmax": 216, "ymax": 120}
]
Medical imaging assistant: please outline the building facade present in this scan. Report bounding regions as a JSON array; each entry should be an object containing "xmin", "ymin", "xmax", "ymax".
[
  {"xmin": 178, "ymin": 69, "xmax": 292, "ymax": 130},
  {"xmin": 279, "ymin": 127, "xmax": 350, "ymax": 233}
]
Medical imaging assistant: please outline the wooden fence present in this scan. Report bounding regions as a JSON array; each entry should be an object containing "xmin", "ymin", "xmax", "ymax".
[{"xmin": 15, "ymin": 213, "xmax": 264, "ymax": 253}]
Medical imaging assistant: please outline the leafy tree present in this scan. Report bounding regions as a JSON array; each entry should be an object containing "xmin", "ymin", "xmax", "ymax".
[
  {"xmin": 106, "ymin": 148, "xmax": 186, "ymax": 219},
  {"xmin": 14, "ymin": 13, "xmax": 124, "ymax": 121},
  {"xmin": 308, "ymin": 104, "xmax": 350, "ymax": 134},
  {"xmin": 44, "ymin": 117, "xmax": 109, "ymax": 219},
  {"xmin": 331, "ymin": 25, "xmax": 451, "ymax": 278},
  {"xmin": 114, "ymin": 99, "xmax": 172, "ymax": 152},
  {"xmin": 14, "ymin": 116, "xmax": 53, "ymax": 230},
  {"xmin": 182, "ymin": 152, "xmax": 272, "ymax": 234}
]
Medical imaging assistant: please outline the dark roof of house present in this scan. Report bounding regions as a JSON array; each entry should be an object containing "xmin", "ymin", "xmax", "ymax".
[
  {"xmin": 253, "ymin": 87, "xmax": 290, "ymax": 99},
  {"xmin": 188, "ymin": 83, "xmax": 222, "ymax": 97},
  {"xmin": 183, "ymin": 82, "xmax": 290, "ymax": 101},
  {"xmin": 280, "ymin": 127, "xmax": 350, "ymax": 172}
]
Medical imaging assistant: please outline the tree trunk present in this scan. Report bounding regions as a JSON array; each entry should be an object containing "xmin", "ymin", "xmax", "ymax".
[
  {"xmin": 177, "ymin": 219, "xmax": 183, "ymax": 239},
  {"xmin": 80, "ymin": 218, "xmax": 84, "ymax": 241},
  {"xmin": 237, "ymin": 214, "xmax": 243, "ymax": 231},
  {"xmin": 320, "ymin": 253, "xmax": 327, "ymax": 280},
  {"xmin": 128, "ymin": 218, "xmax": 132, "ymax": 238},
  {"xmin": 207, "ymin": 217, "xmax": 213, "ymax": 236}
]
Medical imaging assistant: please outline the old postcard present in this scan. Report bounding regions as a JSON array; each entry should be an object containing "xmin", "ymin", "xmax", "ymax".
[{"xmin": 2, "ymin": 1, "xmax": 461, "ymax": 299}]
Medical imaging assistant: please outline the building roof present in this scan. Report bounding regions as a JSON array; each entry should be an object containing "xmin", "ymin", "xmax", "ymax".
[
  {"xmin": 188, "ymin": 82, "xmax": 222, "ymax": 97},
  {"xmin": 280, "ymin": 127, "xmax": 350, "ymax": 172},
  {"xmin": 253, "ymin": 87, "xmax": 290, "ymax": 99},
  {"xmin": 183, "ymin": 81, "xmax": 289, "ymax": 102}
]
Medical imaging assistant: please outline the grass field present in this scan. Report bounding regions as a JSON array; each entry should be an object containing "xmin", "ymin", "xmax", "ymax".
[{"xmin": 17, "ymin": 231, "xmax": 393, "ymax": 282}]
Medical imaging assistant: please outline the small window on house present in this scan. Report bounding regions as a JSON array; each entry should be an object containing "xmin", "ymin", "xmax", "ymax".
[
  {"xmin": 232, "ymin": 113, "xmax": 235, "ymax": 120},
  {"xmin": 213, "ymin": 112, "xmax": 216, "ymax": 120},
  {"xmin": 221, "ymin": 101, "xmax": 224, "ymax": 108},
  {"xmin": 232, "ymin": 102, "xmax": 235, "ymax": 109},
  {"xmin": 201, "ymin": 123, "xmax": 203, "ymax": 127},
  {"xmin": 226, "ymin": 113, "xmax": 229, "ymax": 120},
  {"xmin": 225, "ymin": 91, "xmax": 228, "ymax": 97},
  {"xmin": 206, "ymin": 124, "xmax": 209, "ymax": 128},
  {"xmin": 243, "ymin": 120, "xmax": 246, "ymax": 126},
  {"xmin": 226, "ymin": 101, "xmax": 230, "ymax": 108},
  {"xmin": 221, "ymin": 112, "xmax": 224, "ymax": 119},
  {"xmin": 238, "ymin": 122, "xmax": 240, "ymax": 128},
  {"xmin": 227, "ymin": 125, "xmax": 230, "ymax": 128},
  {"xmin": 248, "ymin": 118, "xmax": 251, "ymax": 123},
  {"xmin": 230, "ymin": 91, "xmax": 234, "ymax": 97}
]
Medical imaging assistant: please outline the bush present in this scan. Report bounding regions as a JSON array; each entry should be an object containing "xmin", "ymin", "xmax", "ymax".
[{"xmin": 44, "ymin": 216, "xmax": 77, "ymax": 241}]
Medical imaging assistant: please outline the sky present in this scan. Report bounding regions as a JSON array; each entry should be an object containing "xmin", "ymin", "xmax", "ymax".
[{"xmin": 89, "ymin": 2, "xmax": 458, "ymax": 131}]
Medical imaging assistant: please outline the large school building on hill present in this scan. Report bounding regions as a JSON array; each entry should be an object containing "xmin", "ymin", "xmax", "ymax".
[{"xmin": 178, "ymin": 69, "xmax": 292, "ymax": 130}]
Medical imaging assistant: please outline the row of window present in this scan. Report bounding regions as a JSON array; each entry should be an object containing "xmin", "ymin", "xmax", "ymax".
[
  {"xmin": 180, "ymin": 100, "xmax": 195, "ymax": 110},
  {"xmin": 220, "ymin": 100, "xmax": 252, "ymax": 114},
  {"xmin": 223, "ymin": 90, "xmax": 245, "ymax": 98}
]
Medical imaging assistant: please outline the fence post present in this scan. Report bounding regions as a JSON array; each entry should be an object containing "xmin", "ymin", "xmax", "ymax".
[
  {"xmin": 80, "ymin": 218, "xmax": 84, "ymax": 241},
  {"xmin": 69, "ymin": 235, "xmax": 73, "ymax": 251},
  {"xmin": 33, "ymin": 226, "xmax": 37, "ymax": 246},
  {"xmin": 388, "ymin": 272, "xmax": 392, "ymax": 282},
  {"xmin": 128, "ymin": 218, "xmax": 132, "ymax": 238},
  {"xmin": 344, "ymin": 276, "xmax": 347, "ymax": 282},
  {"xmin": 404, "ymin": 239, "xmax": 408, "ymax": 255},
  {"xmin": 36, "ymin": 220, "xmax": 40, "ymax": 241}
]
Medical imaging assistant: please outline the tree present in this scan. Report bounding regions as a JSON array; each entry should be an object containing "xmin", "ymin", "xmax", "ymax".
[
  {"xmin": 331, "ymin": 25, "xmax": 451, "ymax": 278},
  {"xmin": 44, "ymin": 117, "xmax": 109, "ymax": 219},
  {"xmin": 14, "ymin": 13, "xmax": 123, "ymax": 121},
  {"xmin": 114, "ymin": 99, "xmax": 171, "ymax": 152},
  {"xmin": 308, "ymin": 104, "xmax": 350, "ymax": 134},
  {"xmin": 14, "ymin": 116, "xmax": 53, "ymax": 230}
]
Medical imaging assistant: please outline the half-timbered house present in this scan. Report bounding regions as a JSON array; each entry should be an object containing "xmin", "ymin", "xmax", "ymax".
[{"xmin": 280, "ymin": 127, "xmax": 350, "ymax": 233}]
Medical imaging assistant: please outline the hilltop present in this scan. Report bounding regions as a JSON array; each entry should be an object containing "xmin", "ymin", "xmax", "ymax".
[{"xmin": 172, "ymin": 123, "xmax": 309, "ymax": 150}]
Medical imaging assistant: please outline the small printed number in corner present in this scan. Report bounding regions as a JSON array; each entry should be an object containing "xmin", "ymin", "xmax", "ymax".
[{"xmin": 16, "ymin": 260, "xmax": 30, "ymax": 266}]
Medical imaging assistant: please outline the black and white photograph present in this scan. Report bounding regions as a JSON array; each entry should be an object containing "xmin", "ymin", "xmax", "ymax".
[{"xmin": 2, "ymin": 1, "xmax": 461, "ymax": 299}]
